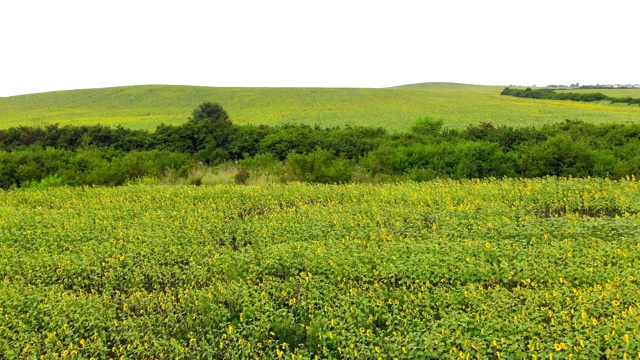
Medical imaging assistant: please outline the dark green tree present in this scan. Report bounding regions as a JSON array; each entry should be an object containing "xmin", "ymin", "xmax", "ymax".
[
  {"xmin": 181, "ymin": 102, "xmax": 234, "ymax": 163},
  {"xmin": 190, "ymin": 101, "xmax": 232, "ymax": 125}
]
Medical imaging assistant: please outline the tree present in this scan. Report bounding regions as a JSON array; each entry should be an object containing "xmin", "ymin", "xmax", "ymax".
[
  {"xmin": 182, "ymin": 102, "xmax": 235, "ymax": 162},
  {"xmin": 190, "ymin": 102, "xmax": 232, "ymax": 126}
]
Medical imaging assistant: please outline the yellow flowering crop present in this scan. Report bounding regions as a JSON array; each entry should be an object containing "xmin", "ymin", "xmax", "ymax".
[{"xmin": 1, "ymin": 177, "xmax": 639, "ymax": 358}]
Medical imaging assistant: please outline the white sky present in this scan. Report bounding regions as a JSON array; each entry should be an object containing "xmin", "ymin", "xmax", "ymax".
[{"xmin": 1, "ymin": 0, "xmax": 638, "ymax": 97}]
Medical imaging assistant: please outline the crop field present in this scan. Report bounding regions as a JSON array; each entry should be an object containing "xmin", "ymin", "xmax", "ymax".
[
  {"xmin": 2, "ymin": 83, "xmax": 640, "ymax": 132},
  {"xmin": 1, "ymin": 178, "xmax": 640, "ymax": 358},
  {"xmin": 556, "ymin": 88, "xmax": 640, "ymax": 99}
]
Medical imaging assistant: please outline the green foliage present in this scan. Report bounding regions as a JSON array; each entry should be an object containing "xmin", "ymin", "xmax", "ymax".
[
  {"xmin": 4, "ymin": 118, "xmax": 640, "ymax": 188},
  {"xmin": 173, "ymin": 102, "xmax": 234, "ymax": 156},
  {"xmin": 238, "ymin": 153, "xmax": 279, "ymax": 169},
  {"xmin": 517, "ymin": 135, "xmax": 595, "ymax": 177},
  {"xmin": 3, "ymin": 100, "xmax": 640, "ymax": 188},
  {"xmin": 226, "ymin": 125, "xmax": 272, "ymax": 160},
  {"xmin": 409, "ymin": 116, "xmax": 444, "ymax": 136},
  {"xmin": 359, "ymin": 141, "xmax": 516, "ymax": 180},
  {"xmin": 502, "ymin": 87, "xmax": 640, "ymax": 105},
  {"xmin": 190, "ymin": 101, "xmax": 231, "ymax": 124},
  {"xmin": 195, "ymin": 145, "xmax": 229, "ymax": 165},
  {"xmin": 234, "ymin": 167, "xmax": 251, "ymax": 184},
  {"xmin": 2, "ymin": 179, "xmax": 640, "ymax": 358},
  {"xmin": 0, "ymin": 124, "xmax": 148, "ymax": 152},
  {"xmin": 0, "ymin": 147, "xmax": 194, "ymax": 188},
  {"xmin": 284, "ymin": 149, "xmax": 354, "ymax": 183},
  {"xmin": 453, "ymin": 141, "xmax": 516, "ymax": 179},
  {"xmin": 258, "ymin": 125, "xmax": 320, "ymax": 160}
]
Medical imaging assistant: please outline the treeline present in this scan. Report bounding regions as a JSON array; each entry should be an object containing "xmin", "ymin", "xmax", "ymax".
[
  {"xmin": 0, "ymin": 148, "xmax": 193, "ymax": 188},
  {"xmin": 501, "ymin": 87, "xmax": 640, "ymax": 105},
  {"xmin": 2, "ymin": 102, "xmax": 640, "ymax": 188}
]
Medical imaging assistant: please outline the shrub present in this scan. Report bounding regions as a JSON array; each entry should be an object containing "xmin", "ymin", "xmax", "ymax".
[
  {"xmin": 284, "ymin": 149, "xmax": 353, "ymax": 183},
  {"xmin": 234, "ymin": 168, "xmax": 251, "ymax": 184},
  {"xmin": 409, "ymin": 116, "xmax": 444, "ymax": 136}
]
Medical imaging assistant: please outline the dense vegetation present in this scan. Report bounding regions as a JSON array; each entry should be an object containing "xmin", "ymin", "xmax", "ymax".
[
  {"xmin": 2, "ymin": 102, "xmax": 640, "ymax": 188},
  {"xmin": 2, "ymin": 179, "xmax": 639, "ymax": 358},
  {"xmin": 501, "ymin": 87, "xmax": 640, "ymax": 106}
]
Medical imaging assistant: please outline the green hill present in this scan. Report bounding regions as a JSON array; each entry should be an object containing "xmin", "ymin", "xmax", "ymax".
[
  {"xmin": 390, "ymin": 82, "xmax": 503, "ymax": 93},
  {"xmin": 1, "ymin": 83, "xmax": 640, "ymax": 131}
]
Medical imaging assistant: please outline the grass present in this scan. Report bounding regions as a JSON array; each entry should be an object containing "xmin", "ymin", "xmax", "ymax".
[
  {"xmin": 556, "ymin": 88, "xmax": 640, "ymax": 98},
  {"xmin": 1, "ymin": 83, "xmax": 640, "ymax": 131}
]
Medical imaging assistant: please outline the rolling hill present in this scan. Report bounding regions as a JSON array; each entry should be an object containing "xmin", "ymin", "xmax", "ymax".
[{"xmin": 1, "ymin": 83, "xmax": 640, "ymax": 131}]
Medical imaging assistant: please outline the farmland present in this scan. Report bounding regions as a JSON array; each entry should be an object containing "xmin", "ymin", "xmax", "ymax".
[
  {"xmin": 2, "ymin": 83, "xmax": 640, "ymax": 132},
  {"xmin": 1, "ymin": 178, "xmax": 640, "ymax": 358},
  {"xmin": 557, "ymin": 88, "xmax": 640, "ymax": 99},
  {"xmin": 2, "ymin": 82, "xmax": 640, "ymax": 358}
]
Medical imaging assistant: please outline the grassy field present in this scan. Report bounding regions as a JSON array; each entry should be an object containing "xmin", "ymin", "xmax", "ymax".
[
  {"xmin": 2, "ymin": 83, "xmax": 640, "ymax": 131},
  {"xmin": 1, "ymin": 178, "xmax": 639, "ymax": 358},
  {"xmin": 556, "ymin": 88, "xmax": 640, "ymax": 98}
]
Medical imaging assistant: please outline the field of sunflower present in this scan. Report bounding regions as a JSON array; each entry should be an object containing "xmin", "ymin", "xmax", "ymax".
[{"xmin": 1, "ymin": 178, "xmax": 639, "ymax": 358}]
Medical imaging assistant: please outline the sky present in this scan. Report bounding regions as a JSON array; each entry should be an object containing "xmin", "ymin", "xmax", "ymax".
[{"xmin": 1, "ymin": 0, "xmax": 638, "ymax": 97}]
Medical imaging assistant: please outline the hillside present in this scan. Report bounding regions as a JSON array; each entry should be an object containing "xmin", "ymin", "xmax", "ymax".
[
  {"xmin": 1, "ymin": 83, "xmax": 640, "ymax": 131},
  {"xmin": 389, "ymin": 82, "xmax": 502, "ymax": 93}
]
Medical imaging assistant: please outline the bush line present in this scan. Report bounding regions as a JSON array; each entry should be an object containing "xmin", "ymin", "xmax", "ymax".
[{"xmin": 2, "ymin": 102, "xmax": 640, "ymax": 188}]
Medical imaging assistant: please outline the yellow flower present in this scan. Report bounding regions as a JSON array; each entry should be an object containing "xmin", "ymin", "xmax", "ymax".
[
  {"xmin": 485, "ymin": 242, "xmax": 491, "ymax": 249},
  {"xmin": 375, "ymin": 346, "xmax": 380, "ymax": 353},
  {"xmin": 554, "ymin": 343, "xmax": 562, "ymax": 351},
  {"xmin": 612, "ymin": 300, "xmax": 620, "ymax": 306},
  {"xmin": 359, "ymin": 327, "xmax": 365, "ymax": 333}
]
